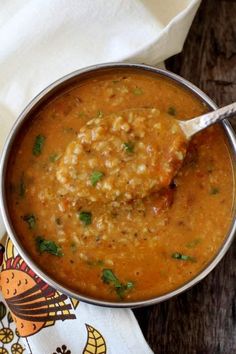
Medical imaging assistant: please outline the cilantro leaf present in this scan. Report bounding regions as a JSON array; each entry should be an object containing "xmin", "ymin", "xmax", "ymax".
[
  {"xmin": 49, "ymin": 153, "xmax": 61, "ymax": 162},
  {"xmin": 22, "ymin": 214, "xmax": 36, "ymax": 229},
  {"xmin": 33, "ymin": 135, "xmax": 46, "ymax": 156},
  {"xmin": 172, "ymin": 252, "xmax": 196, "ymax": 262},
  {"xmin": 19, "ymin": 175, "xmax": 25, "ymax": 197},
  {"xmin": 90, "ymin": 171, "xmax": 104, "ymax": 186},
  {"xmin": 79, "ymin": 211, "xmax": 92, "ymax": 225},
  {"xmin": 36, "ymin": 236, "xmax": 63, "ymax": 256},
  {"xmin": 123, "ymin": 142, "xmax": 135, "ymax": 153},
  {"xmin": 96, "ymin": 110, "xmax": 103, "ymax": 118},
  {"xmin": 210, "ymin": 187, "xmax": 220, "ymax": 195},
  {"xmin": 102, "ymin": 269, "xmax": 121, "ymax": 287},
  {"xmin": 101, "ymin": 269, "xmax": 134, "ymax": 299},
  {"xmin": 186, "ymin": 239, "xmax": 201, "ymax": 249}
]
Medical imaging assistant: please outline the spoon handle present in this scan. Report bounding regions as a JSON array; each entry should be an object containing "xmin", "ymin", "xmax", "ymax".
[{"xmin": 180, "ymin": 102, "xmax": 236, "ymax": 139}]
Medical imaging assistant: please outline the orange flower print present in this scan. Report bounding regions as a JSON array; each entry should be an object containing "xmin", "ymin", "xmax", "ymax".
[{"xmin": 0, "ymin": 239, "xmax": 76, "ymax": 337}]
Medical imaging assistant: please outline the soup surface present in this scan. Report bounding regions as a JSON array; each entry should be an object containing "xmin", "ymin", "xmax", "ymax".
[{"xmin": 6, "ymin": 69, "xmax": 234, "ymax": 302}]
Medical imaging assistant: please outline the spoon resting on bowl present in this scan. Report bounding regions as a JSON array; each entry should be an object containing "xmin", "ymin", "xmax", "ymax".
[
  {"xmin": 56, "ymin": 103, "xmax": 236, "ymax": 204},
  {"xmin": 178, "ymin": 101, "xmax": 236, "ymax": 139}
]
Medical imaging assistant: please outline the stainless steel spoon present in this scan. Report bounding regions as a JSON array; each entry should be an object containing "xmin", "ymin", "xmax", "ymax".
[{"xmin": 179, "ymin": 102, "xmax": 236, "ymax": 139}]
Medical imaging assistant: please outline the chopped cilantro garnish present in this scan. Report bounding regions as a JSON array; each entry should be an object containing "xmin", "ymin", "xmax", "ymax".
[
  {"xmin": 132, "ymin": 87, "xmax": 143, "ymax": 96},
  {"xmin": 22, "ymin": 214, "xmax": 36, "ymax": 230},
  {"xmin": 168, "ymin": 107, "xmax": 176, "ymax": 116},
  {"xmin": 49, "ymin": 153, "xmax": 61, "ymax": 162},
  {"xmin": 19, "ymin": 176, "xmax": 25, "ymax": 197},
  {"xmin": 172, "ymin": 252, "xmax": 196, "ymax": 262},
  {"xmin": 102, "ymin": 269, "xmax": 120, "ymax": 286},
  {"xmin": 123, "ymin": 142, "xmax": 135, "ymax": 153},
  {"xmin": 33, "ymin": 135, "xmax": 45, "ymax": 156},
  {"xmin": 186, "ymin": 239, "xmax": 201, "ymax": 249},
  {"xmin": 87, "ymin": 259, "xmax": 105, "ymax": 267},
  {"xmin": 96, "ymin": 110, "xmax": 103, "ymax": 118},
  {"xmin": 210, "ymin": 187, "xmax": 220, "ymax": 195},
  {"xmin": 90, "ymin": 171, "xmax": 104, "ymax": 186},
  {"xmin": 101, "ymin": 269, "xmax": 134, "ymax": 299},
  {"xmin": 79, "ymin": 211, "xmax": 92, "ymax": 225},
  {"xmin": 125, "ymin": 281, "xmax": 134, "ymax": 290},
  {"xmin": 36, "ymin": 236, "xmax": 63, "ymax": 256}
]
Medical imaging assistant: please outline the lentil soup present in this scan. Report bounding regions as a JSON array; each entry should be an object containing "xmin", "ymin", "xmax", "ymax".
[{"xmin": 6, "ymin": 69, "xmax": 234, "ymax": 302}]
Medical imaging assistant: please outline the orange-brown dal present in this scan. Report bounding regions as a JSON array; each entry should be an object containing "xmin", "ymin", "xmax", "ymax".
[{"xmin": 6, "ymin": 70, "xmax": 234, "ymax": 302}]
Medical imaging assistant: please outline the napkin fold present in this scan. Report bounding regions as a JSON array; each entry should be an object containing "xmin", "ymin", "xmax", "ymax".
[{"xmin": 0, "ymin": 1, "xmax": 201, "ymax": 353}]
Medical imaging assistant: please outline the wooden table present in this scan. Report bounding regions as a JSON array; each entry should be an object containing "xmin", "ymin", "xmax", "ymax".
[{"xmin": 134, "ymin": 1, "xmax": 236, "ymax": 352}]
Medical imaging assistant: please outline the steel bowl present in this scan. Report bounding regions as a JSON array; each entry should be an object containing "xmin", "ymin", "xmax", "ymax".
[{"xmin": 1, "ymin": 63, "xmax": 236, "ymax": 308}]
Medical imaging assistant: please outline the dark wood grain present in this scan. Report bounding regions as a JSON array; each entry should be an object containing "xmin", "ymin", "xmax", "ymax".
[{"xmin": 134, "ymin": 0, "xmax": 236, "ymax": 353}]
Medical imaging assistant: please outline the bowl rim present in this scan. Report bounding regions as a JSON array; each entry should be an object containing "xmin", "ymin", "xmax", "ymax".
[{"xmin": 1, "ymin": 62, "xmax": 236, "ymax": 308}]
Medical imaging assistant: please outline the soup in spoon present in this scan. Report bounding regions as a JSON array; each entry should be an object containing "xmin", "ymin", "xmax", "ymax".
[{"xmin": 57, "ymin": 108, "xmax": 187, "ymax": 204}]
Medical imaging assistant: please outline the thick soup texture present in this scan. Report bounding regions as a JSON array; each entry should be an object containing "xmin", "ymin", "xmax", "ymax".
[{"xmin": 7, "ymin": 71, "xmax": 234, "ymax": 302}]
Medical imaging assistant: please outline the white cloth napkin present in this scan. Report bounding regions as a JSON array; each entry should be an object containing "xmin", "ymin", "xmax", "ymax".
[{"xmin": 0, "ymin": 1, "xmax": 201, "ymax": 353}]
